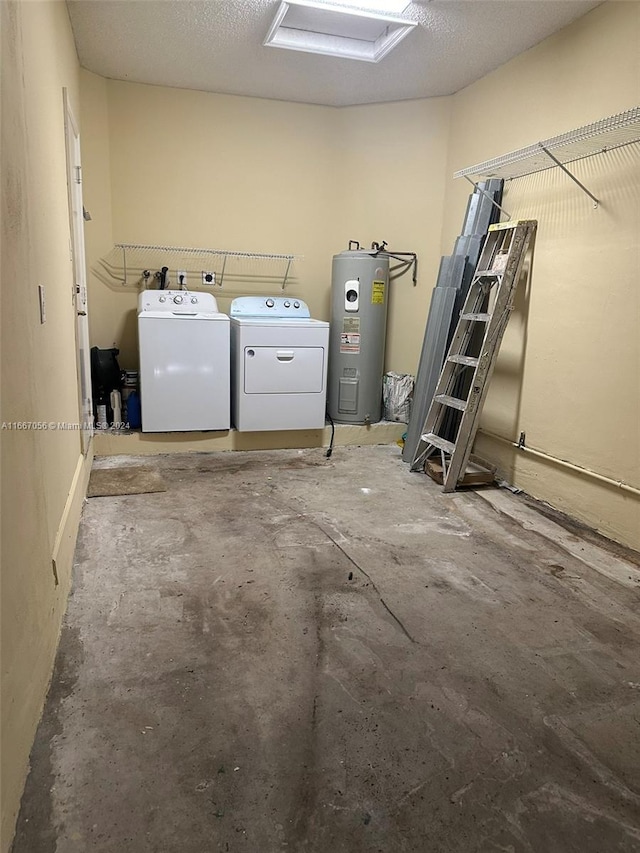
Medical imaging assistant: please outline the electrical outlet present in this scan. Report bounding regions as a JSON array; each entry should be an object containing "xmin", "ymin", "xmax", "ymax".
[
  {"xmin": 177, "ymin": 270, "xmax": 187, "ymax": 288},
  {"xmin": 202, "ymin": 271, "xmax": 215, "ymax": 286}
]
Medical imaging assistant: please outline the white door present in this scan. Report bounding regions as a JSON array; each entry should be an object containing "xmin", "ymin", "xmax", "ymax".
[{"xmin": 63, "ymin": 89, "xmax": 92, "ymax": 454}]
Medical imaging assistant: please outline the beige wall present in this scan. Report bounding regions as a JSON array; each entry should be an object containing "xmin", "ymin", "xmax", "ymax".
[
  {"xmin": 443, "ymin": 1, "xmax": 640, "ymax": 550},
  {"xmin": 335, "ymin": 98, "xmax": 451, "ymax": 373},
  {"xmin": 81, "ymin": 79, "xmax": 452, "ymax": 373},
  {"xmin": 1, "ymin": 3, "xmax": 92, "ymax": 850},
  {"xmin": 82, "ymin": 79, "xmax": 346, "ymax": 367}
]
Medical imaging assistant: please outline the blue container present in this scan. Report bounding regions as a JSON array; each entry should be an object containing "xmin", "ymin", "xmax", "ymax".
[{"xmin": 125, "ymin": 390, "xmax": 142, "ymax": 429}]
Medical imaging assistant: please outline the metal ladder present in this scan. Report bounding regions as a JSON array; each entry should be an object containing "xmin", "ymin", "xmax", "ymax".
[{"xmin": 411, "ymin": 219, "xmax": 537, "ymax": 491}]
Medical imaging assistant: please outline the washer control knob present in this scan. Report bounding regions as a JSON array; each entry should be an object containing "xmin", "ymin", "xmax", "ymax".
[
  {"xmin": 294, "ymin": 301, "xmax": 300, "ymax": 309},
  {"xmin": 173, "ymin": 295, "xmax": 184, "ymax": 304},
  {"xmin": 159, "ymin": 296, "xmax": 166, "ymax": 303},
  {"xmin": 266, "ymin": 298, "xmax": 275, "ymax": 308},
  {"xmin": 284, "ymin": 300, "xmax": 291, "ymax": 308},
  {"xmin": 191, "ymin": 297, "xmax": 198, "ymax": 304}
]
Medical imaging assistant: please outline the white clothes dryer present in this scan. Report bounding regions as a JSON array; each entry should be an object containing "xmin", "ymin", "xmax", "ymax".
[
  {"xmin": 138, "ymin": 290, "xmax": 230, "ymax": 432},
  {"xmin": 230, "ymin": 297, "xmax": 329, "ymax": 432}
]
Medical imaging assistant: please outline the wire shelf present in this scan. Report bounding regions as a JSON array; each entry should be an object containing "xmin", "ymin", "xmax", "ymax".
[
  {"xmin": 454, "ymin": 107, "xmax": 640, "ymax": 182},
  {"xmin": 115, "ymin": 243, "xmax": 300, "ymax": 262},
  {"xmin": 102, "ymin": 242, "xmax": 302, "ymax": 290}
]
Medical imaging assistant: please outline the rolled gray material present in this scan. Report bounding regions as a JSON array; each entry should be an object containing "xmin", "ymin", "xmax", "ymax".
[
  {"xmin": 402, "ymin": 280, "xmax": 460, "ymax": 463},
  {"xmin": 402, "ymin": 179, "xmax": 503, "ymax": 464}
]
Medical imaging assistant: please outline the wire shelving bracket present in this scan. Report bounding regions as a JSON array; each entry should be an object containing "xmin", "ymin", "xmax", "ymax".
[{"xmin": 454, "ymin": 107, "xmax": 640, "ymax": 208}]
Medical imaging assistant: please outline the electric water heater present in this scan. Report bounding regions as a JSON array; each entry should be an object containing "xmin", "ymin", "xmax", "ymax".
[{"xmin": 327, "ymin": 247, "xmax": 390, "ymax": 424}]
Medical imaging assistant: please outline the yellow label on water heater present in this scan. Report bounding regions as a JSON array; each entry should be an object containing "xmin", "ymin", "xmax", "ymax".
[{"xmin": 371, "ymin": 280, "xmax": 385, "ymax": 304}]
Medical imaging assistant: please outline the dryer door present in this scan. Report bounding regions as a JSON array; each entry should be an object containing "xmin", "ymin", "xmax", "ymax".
[{"xmin": 244, "ymin": 347, "xmax": 325, "ymax": 394}]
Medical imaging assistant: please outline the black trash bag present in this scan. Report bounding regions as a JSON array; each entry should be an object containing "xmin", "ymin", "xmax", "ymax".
[{"xmin": 90, "ymin": 347, "xmax": 121, "ymax": 426}]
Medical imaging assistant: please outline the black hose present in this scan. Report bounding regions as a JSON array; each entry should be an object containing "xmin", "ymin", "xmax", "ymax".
[{"xmin": 325, "ymin": 411, "xmax": 335, "ymax": 459}]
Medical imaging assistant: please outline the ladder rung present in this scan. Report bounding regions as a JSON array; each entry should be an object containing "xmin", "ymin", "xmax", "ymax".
[
  {"xmin": 461, "ymin": 312, "xmax": 491, "ymax": 322},
  {"xmin": 448, "ymin": 354, "xmax": 479, "ymax": 367},
  {"xmin": 420, "ymin": 433, "xmax": 455, "ymax": 454},
  {"xmin": 475, "ymin": 270, "xmax": 502, "ymax": 278},
  {"xmin": 435, "ymin": 394, "xmax": 467, "ymax": 411}
]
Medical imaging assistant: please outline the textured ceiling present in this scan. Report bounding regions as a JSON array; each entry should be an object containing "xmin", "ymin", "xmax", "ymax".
[{"xmin": 66, "ymin": 0, "xmax": 602, "ymax": 107}]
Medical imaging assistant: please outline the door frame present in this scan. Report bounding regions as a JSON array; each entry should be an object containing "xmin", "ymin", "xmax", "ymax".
[{"xmin": 63, "ymin": 88, "xmax": 93, "ymax": 455}]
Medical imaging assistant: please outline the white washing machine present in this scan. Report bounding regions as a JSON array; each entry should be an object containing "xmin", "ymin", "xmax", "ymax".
[
  {"xmin": 230, "ymin": 296, "xmax": 329, "ymax": 432},
  {"xmin": 138, "ymin": 289, "xmax": 230, "ymax": 432}
]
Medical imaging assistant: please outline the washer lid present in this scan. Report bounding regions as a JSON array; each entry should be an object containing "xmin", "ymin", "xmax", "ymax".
[
  {"xmin": 230, "ymin": 296, "xmax": 311, "ymax": 319},
  {"xmin": 139, "ymin": 311, "xmax": 229, "ymax": 321}
]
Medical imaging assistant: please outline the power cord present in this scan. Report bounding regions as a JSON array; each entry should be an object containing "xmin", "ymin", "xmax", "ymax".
[{"xmin": 326, "ymin": 411, "xmax": 335, "ymax": 458}]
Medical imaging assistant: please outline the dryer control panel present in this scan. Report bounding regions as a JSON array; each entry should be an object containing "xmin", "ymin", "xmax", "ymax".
[
  {"xmin": 138, "ymin": 290, "xmax": 219, "ymax": 315},
  {"xmin": 230, "ymin": 296, "xmax": 310, "ymax": 319}
]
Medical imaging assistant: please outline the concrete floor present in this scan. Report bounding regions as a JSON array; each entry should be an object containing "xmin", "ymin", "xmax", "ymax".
[{"xmin": 12, "ymin": 445, "xmax": 640, "ymax": 853}]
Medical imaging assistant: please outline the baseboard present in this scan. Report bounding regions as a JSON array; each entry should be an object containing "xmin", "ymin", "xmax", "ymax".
[
  {"xmin": 92, "ymin": 421, "xmax": 406, "ymax": 456},
  {"xmin": 51, "ymin": 444, "xmax": 94, "ymax": 587}
]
